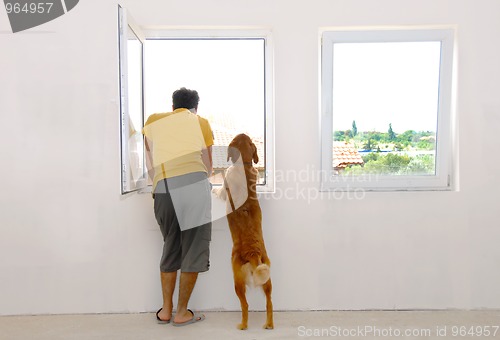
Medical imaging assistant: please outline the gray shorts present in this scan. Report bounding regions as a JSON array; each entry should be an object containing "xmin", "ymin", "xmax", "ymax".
[{"xmin": 153, "ymin": 172, "xmax": 212, "ymax": 273}]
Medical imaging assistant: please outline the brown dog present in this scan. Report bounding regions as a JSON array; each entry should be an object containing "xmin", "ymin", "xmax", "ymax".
[{"xmin": 213, "ymin": 133, "xmax": 273, "ymax": 330}]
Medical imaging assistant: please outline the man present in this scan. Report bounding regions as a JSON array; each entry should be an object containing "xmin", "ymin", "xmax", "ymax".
[{"xmin": 142, "ymin": 87, "xmax": 213, "ymax": 326}]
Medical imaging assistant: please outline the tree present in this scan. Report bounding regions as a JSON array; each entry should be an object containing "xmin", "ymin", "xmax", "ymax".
[
  {"xmin": 383, "ymin": 153, "xmax": 411, "ymax": 173},
  {"xmin": 352, "ymin": 120, "xmax": 358, "ymax": 137},
  {"xmin": 398, "ymin": 130, "xmax": 416, "ymax": 143},
  {"xmin": 388, "ymin": 123, "xmax": 396, "ymax": 141},
  {"xmin": 362, "ymin": 152, "xmax": 379, "ymax": 163},
  {"xmin": 393, "ymin": 142, "xmax": 404, "ymax": 151},
  {"xmin": 363, "ymin": 138, "xmax": 374, "ymax": 150},
  {"xmin": 406, "ymin": 155, "xmax": 435, "ymax": 175},
  {"xmin": 370, "ymin": 132, "xmax": 384, "ymax": 141},
  {"xmin": 334, "ymin": 130, "xmax": 345, "ymax": 141}
]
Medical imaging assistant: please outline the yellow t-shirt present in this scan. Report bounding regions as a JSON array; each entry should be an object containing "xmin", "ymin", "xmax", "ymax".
[{"xmin": 142, "ymin": 109, "xmax": 214, "ymax": 190}]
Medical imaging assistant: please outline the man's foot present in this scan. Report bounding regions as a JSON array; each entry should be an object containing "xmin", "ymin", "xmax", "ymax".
[
  {"xmin": 156, "ymin": 308, "xmax": 172, "ymax": 324},
  {"xmin": 172, "ymin": 309, "xmax": 205, "ymax": 327}
]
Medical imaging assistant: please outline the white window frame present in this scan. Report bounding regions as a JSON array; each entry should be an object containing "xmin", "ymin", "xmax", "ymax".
[
  {"xmin": 118, "ymin": 6, "xmax": 147, "ymax": 194},
  {"xmin": 142, "ymin": 28, "xmax": 275, "ymax": 193},
  {"xmin": 320, "ymin": 28, "xmax": 456, "ymax": 192}
]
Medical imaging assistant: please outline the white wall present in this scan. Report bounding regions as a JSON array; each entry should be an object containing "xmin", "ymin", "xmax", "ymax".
[{"xmin": 1, "ymin": 0, "xmax": 500, "ymax": 315}]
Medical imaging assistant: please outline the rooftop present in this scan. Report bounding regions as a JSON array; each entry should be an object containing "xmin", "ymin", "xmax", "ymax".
[
  {"xmin": 212, "ymin": 126, "xmax": 265, "ymax": 169},
  {"xmin": 333, "ymin": 141, "xmax": 364, "ymax": 169}
]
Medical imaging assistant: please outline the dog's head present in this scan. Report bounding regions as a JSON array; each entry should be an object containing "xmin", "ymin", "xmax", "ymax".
[{"xmin": 227, "ymin": 133, "xmax": 259, "ymax": 165}]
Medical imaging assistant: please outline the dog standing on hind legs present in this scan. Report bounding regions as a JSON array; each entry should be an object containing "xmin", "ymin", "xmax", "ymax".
[{"xmin": 213, "ymin": 133, "xmax": 274, "ymax": 330}]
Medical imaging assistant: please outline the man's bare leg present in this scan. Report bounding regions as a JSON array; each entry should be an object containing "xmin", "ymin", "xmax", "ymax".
[
  {"xmin": 173, "ymin": 272, "xmax": 202, "ymax": 323},
  {"xmin": 158, "ymin": 271, "xmax": 177, "ymax": 321}
]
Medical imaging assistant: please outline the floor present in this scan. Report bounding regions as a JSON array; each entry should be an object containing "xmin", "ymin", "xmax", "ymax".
[{"xmin": 1, "ymin": 310, "xmax": 499, "ymax": 340}]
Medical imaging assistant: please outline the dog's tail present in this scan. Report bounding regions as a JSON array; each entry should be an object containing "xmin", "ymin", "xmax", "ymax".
[
  {"xmin": 246, "ymin": 253, "xmax": 270, "ymax": 286},
  {"xmin": 253, "ymin": 263, "xmax": 270, "ymax": 286}
]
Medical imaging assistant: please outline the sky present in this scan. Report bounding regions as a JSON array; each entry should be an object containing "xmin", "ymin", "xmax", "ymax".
[
  {"xmin": 332, "ymin": 41, "xmax": 442, "ymax": 133},
  {"xmin": 144, "ymin": 39, "xmax": 265, "ymax": 137},
  {"xmin": 127, "ymin": 39, "xmax": 442, "ymax": 137}
]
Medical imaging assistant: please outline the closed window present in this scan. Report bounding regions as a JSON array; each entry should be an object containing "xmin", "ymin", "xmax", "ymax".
[{"xmin": 321, "ymin": 28, "xmax": 456, "ymax": 191}]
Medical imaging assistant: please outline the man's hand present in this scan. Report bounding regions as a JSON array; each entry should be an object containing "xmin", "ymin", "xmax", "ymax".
[{"xmin": 145, "ymin": 137, "xmax": 154, "ymax": 182}]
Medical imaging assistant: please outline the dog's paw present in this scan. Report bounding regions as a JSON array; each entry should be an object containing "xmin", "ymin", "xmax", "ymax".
[
  {"xmin": 263, "ymin": 322, "xmax": 274, "ymax": 330},
  {"xmin": 212, "ymin": 187, "xmax": 224, "ymax": 198},
  {"xmin": 237, "ymin": 323, "xmax": 248, "ymax": 330}
]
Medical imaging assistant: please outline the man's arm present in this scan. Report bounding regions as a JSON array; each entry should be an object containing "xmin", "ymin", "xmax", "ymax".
[
  {"xmin": 145, "ymin": 137, "xmax": 154, "ymax": 182},
  {"xmin": 201, "ymin": 145, "xmax": 213, "ymax": 177}
]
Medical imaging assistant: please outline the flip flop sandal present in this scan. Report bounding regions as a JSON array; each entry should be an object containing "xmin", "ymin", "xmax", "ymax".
[
  {"xmin": 172, "ymin": 309, "xmax": 205, "ymax": 327},
  {"xmin": 156, "ymin": 308, "xmax": 171, "ymax": 324}
]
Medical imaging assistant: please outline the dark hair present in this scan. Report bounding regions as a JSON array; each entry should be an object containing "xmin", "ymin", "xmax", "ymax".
[{"xmin": 172, "ymin": 87, "xmax": 200, "ymax": 110}]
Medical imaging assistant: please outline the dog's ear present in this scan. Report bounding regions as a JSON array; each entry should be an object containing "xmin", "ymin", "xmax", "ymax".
[
  {"xmin": 227, "ymin": 146, "xmax": 239, "ymax": 163},
  {"xmin": 252, "ymin": 143, "xmax": 259, "ymax": 164}
]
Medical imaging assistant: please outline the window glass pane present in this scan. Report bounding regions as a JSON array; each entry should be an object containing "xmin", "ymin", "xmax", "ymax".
[
  {"xmin": 145, "ymin": 39, "xmax": 266, "ymax": 184},
  {"xmin": 126, "ymin": 28, "xmax": 145, "ymax": 187},
  {"xmin": 331, "ymin": 42, "xmax": 441, "ymax": 177}
]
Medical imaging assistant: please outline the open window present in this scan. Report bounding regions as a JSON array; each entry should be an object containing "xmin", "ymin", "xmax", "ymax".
[
  {"xmin": 118, "ymin": 11, "xmax": 275, "ymax": 194},
  {"xmin": 143, "ymin": 34, "xmax": 273, "ymax": 191}
]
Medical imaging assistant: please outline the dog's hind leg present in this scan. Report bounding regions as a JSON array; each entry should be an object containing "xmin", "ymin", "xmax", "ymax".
[
  {"xmin": 262, "ymin": 278, "xmax": 274, "ymax": 329},
  {"xmin": 234, "ymin": 276, "xmax": 249, "ymax": 330}
]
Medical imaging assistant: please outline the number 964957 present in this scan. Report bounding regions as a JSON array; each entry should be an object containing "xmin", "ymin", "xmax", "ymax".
[{"xmin": 5, "ymin": 2, "xmax": 54, "ymax": 14}]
